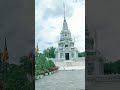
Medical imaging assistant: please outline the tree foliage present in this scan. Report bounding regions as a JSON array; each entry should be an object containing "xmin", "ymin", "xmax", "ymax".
[
  {"xmin": 48, "ymin": 60, "xmax": 55, "ymax": 68},
  {"xmin": 43, "ymin": 47, "xmax": 56, "ymax": 58},
  {"xmin": 36, "ymin": 54, "xmax": 47, "ymax": 70},
  {"xmin": 3, "ymin": 54, "xmax": 35, "ymax": 89},
  {"xmin": 35, "ymin": 53, "xmax": 56, "ymax": 75},
  {"xmin": 78, "ymin": 51, "xmax": 86, "ymax": 57}
]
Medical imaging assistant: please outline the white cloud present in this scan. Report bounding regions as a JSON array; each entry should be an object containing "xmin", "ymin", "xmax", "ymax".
[{"xmin": 35, "ymin": 0, "xmax": 85, "ymax": 53}]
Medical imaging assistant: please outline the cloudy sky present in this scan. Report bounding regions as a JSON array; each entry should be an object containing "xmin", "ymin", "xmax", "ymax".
[{"xmin": 35, "ymin": 0, "xmax": 85, "ymax": 53}]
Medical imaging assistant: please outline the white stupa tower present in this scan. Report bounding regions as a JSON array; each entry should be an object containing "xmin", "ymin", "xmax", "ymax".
[{"xmin": 55, "ymin": 3, "xmax": 79, "ymax": 61}]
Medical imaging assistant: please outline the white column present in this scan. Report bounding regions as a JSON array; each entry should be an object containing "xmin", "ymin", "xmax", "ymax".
[{"xmin": 69, "ymin": 52, "xmax": 71, "ymax": 60}]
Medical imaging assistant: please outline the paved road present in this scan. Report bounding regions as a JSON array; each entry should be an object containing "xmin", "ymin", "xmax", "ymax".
[{"xmin": 35, "ymin": 70, "xmax": 85, "ymax": 90}]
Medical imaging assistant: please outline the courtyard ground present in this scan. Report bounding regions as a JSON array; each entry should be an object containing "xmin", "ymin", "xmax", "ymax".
[{"xmin": 35, "ymin": 70, "xmax": 85, "ymax": 90}]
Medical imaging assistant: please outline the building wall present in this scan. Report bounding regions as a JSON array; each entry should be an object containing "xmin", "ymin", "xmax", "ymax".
[{"xmin": 56, "ymin": 49, "xmax": 78, "ymax": 60}]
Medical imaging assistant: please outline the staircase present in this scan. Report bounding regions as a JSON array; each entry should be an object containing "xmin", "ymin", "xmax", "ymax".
[{"xmin": 54, "ymin": 59, "xmax": 85, "ymax": 70}]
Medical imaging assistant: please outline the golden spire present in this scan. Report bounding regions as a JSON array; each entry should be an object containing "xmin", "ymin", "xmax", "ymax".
[
  {"xmin": 35, "ymin": 43, "xmax": 39, "ymax": 53},
  {"xmin": 2, "ymin": 37, "xmax": 9, "ymax": 63}
]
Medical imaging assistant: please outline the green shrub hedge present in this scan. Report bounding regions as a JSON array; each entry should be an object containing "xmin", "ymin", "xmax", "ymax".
[{"xmin": 35, "ymin": 54, "xmax": 58, "ymax": 76}]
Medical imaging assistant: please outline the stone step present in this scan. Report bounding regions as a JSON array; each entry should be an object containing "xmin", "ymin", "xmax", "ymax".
[{"xmin": 59, "ymin": 66, "xmax": 85, "ymax": 70}]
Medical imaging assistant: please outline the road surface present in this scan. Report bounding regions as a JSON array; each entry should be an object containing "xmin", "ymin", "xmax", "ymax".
[{"xmin": 35, "ymin": 70, "xmax": 85, "ymax": 90}]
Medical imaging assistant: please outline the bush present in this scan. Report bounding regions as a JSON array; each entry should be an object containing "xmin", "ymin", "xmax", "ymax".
[
  {"xmin": 35, "ymin": 70, "xmax": 39, "ymax": 76},
  {"xmin": 44, "ymin": 61, "xmax": 50, "ymax": 70},
  {"xmin": 39, "ymin": 70, "xmax": 45, "ymax": 75},
  {"xmin": 51, "ymin": 66, "xmax": 59, "ymax": 71},
  {"xmin": 35, "ymin": 54, "xmax": 46, "ymax": 72},
  {"xmin": 35, "ymin": 53, "xmax": 57, "ymax": 74},
  {"xmin": 46, "ymin": 60, "xmax": 55, "ymax": 71},
  {"xmin": 48, "ymin": 60, "xmax": 55, "ymax": 68},
  {"xmin": 44, "ymin": 69, "xmax": 49, "ymax": 73}
]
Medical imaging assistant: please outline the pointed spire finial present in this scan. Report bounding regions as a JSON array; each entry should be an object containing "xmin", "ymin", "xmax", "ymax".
[
  {"xmin": 2, "ymin": 37, "xmax": 9, "ymax": 63},
  {"xmin": 63, "ymin": 2, "xmax": 66, "ymax": 21},
  {"xmin": 62, "ymin": 1, "xmax": 68, "ymax": 30}
]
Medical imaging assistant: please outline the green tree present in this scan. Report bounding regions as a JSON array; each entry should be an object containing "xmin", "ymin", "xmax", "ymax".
[
  {"xmin": 43, "ymin": 47, "xmax": 56, "ymax": 58},
  {"xmin": 78, "ymin": 51, "xmax": 86, "ymax": 57},
  {"xmin": 4, "ymin": 65, "xmax": 34, "ymax": 90},
  {"xmin": 35, "ymin": 54, "xmax": 48, "ymax": 74},
  {"xmin": 35, "ymin": 52, "xmax": 56, "ymax": 74},
  {"xmin": 44, "ymin": 61, "xmax": 50, "ymax": 70},
  {"xmin": 20, "ymin": 56, "xmax": 34, "ymax": 76},
  {"xmin": 38, "ymin": 54, "xmax": 47, "ymax": 70}
]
